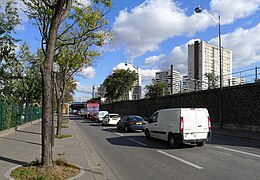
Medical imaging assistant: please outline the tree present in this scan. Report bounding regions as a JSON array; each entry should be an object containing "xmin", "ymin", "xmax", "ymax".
[
  {"xmin": 22, "ymin": 0, "xmax": 112, "ymax": 166},
  {"xmin": 0, "ymin": 0, "xmax": 20, "ymax": 102},
  {"xmin": 205, "ymin": 72, "xmax": 219, "ymax": 89},
  {"xmin": 145, "ymin": 80, "xmax": 168, "ymax": 98},
  {"xmin": 103, "ymin": 69, "xmax": 138, "ymax": 101},
  {"xmin": 13, "ymin": 42, "xmax": 42, "ymax": 105}
]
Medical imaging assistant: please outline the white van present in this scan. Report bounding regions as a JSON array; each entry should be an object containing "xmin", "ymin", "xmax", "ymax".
[{"xmin": 144, "ymin": 108, "xmax": 211, "ymax": 148}]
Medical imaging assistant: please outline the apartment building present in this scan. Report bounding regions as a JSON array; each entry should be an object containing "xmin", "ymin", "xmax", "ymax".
[
  {"xmin": 155, "ymin": 66, "xmax": 180, "ymax": 94},
  {"xmin": 188, "ymin": 40, "xmax": 232, "ymax": 90}
]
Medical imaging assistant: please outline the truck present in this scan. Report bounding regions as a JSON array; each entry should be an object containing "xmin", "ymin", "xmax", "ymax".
[{"xmin": 85, "ymin": 103, "xmax": 99, "ymax": 120}]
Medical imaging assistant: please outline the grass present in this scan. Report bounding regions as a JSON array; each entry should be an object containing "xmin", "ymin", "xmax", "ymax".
[
  {"xmin": 61, "ymin": 125, "xmax": 69, "ymax": 128},
  {"xmin": 10, "ymin": 158, "xmax": 80, "ymax": 180},
  {"xmin": 62, "ymin": 120, "xmax": 68, "ymax": 124},
  {"xmin": 55, "ymin": 134, "xmax": 72, "ymax": 139}
]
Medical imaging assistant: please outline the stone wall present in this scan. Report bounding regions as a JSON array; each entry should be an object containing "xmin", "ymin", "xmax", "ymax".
[{"xmin": 101, "ymin": 83, "xmax": 260, "ymax": 132}]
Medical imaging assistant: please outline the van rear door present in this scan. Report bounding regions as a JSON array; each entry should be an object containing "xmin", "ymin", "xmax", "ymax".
[
  {"xmin": 182, "ymin": 109, "xmax": 197, "ymax": 134},
  {"xmin": 195, "ymin": 109, "xmax": 209, "ymax": 133}
]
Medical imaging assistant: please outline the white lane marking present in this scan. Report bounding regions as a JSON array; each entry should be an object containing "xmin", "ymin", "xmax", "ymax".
[
  {"xmin": 128, "ymin": 138, "xmax": 148, "ymax": 147},
  {"xmin": 215, "ymin": 146, "xmax": 260, "ymax": 158},
  {"xmin": 157, "ymin": 150, "xmax": 203, "ymax": 170},
  {"xmin": 218, "ymin": 151, "xmax": 232, "ymax": 156},
  {"xmin": 115, "ymin": 132, "xmax": 124, "ymax": 136}
]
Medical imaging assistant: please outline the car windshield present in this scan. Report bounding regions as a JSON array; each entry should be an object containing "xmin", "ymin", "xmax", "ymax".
[
  {"xmin": 130, "ymin": 116, "xmax": 144, "ymax": 122},
  {"xmin": 110, "ymin": 115, "xmax": 120, "ymax": 118},
  {"xmin": 99, "ymin": 112, "xmax": 107, "ymax": 117}
]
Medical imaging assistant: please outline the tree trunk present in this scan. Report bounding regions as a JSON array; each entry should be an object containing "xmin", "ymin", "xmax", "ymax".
[
  {"xmin": 41, "ymin": 67, "xmax": 53, "ymax": 166},
  {"xmin": 41, "ymin": 0, "xmax": 72, "ymax": 166}
]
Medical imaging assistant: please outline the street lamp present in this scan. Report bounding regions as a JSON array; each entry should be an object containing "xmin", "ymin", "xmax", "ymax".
[
  {"xmin": 51, "ymin": 62, "xmax": 60, "ymax": 147},
  {"xmin": 195, "ymin": 6, "xmax": 223, "ymax": 129}
]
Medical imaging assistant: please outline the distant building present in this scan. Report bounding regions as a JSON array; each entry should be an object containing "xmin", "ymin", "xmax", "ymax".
[
  {"xmin": 96, "ymin": 84, "xmax": 106, "ymax": 98},
  {"xmin": 155, "ymin": 67, "xmax": 180, "ymax": 94},
  {"xmin": 230, "ymin": 77, "xmax": 245, "ymax": 86},
  {"xmin": 188, "ymin": 40, "xmax": 232, "ymax": 90}
]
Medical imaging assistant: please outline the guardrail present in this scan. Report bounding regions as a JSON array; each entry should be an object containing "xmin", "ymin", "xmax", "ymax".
[
  {"xmin": 0, "ymin": 102, "xmax": 42, "ymax": 131},
  {"xmin": 180, "ymin": 66, "xmax": 260, "ymax": 92}
]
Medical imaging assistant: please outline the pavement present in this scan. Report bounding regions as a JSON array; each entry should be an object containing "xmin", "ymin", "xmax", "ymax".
[{"xmin": 0, "ymin": 116, "xmax": 259, "ymax": 180}]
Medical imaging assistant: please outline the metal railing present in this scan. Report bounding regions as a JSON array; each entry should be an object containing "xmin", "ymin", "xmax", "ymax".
[
  {"xmin": 0, "ymin": 101, "xmax": 42, "ymax": 131},
  {"xmin": 179, "ymin": 66, "xmax": 260, "ymax": 92}
]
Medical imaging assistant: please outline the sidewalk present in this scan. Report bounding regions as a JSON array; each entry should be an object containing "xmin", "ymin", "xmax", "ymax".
[
  {"xmin": 0, "ymin": 119, "xmax": 117, "ymax": 180},
  {"xmin": 0, "ymin": 119, "xmax": 259, "ymax": 180}
]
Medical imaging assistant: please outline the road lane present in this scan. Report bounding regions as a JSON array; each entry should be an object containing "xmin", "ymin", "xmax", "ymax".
[{"xmin": 71, "ymin": 117, "xmax": 260, "ymax": 180}]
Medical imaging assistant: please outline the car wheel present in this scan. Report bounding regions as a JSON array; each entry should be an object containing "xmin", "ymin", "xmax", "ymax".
[
  {"xmin": 145, "ymin": 129, "xmax": 151, "ymax": 140},
  {"xmin": 124, "ymin": 125, "xmax": 129, "ymax": 132},
  {"xmin": 196, "ymin": 142, "xmax": 205, "ymax": 147},
  {"xmin": 168, "ymin": 134, "xmax": 179, "ymax": 148},
  {"xmin": 117, "ymin": 126, "xmax": 120, "ymax": 130}
]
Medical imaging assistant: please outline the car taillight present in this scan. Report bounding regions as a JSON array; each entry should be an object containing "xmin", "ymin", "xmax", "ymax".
[
  {"xmin": 208, "ymin": 116, "xmax": 211, "ymax": 131},
  {"xmin": 129, "ymin": 122, "xmax": 134, "ymax": 125},
  {"xmin": 180, "ymin": 117, "xmax": 184, "ymax": 133}
]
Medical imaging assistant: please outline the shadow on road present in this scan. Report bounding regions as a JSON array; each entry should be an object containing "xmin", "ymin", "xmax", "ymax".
[
  {"xmin": 106, "ymin": 135, "xmax": 195, "ymax": 150},
  {"xmin": 0, "ymin": 156, "xmax": 27, "ymax": 165},
  {"xmin": 208, "ymin": 133, "xmax": 260, "ymax": 149}
]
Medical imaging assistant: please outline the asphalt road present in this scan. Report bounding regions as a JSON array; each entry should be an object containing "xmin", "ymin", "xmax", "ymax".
[{"xmin": 71, "ymin": 117, "xmax": 260, "ymax": 180}]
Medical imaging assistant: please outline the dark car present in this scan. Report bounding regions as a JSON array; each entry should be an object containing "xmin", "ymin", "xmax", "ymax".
[{"xmin": 117, "ymin": 115, "xmax": 146, "ymax": 132}]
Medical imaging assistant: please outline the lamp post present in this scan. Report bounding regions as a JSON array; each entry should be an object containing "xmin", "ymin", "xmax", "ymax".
[
  {"xmin": 52, "ymin": 62, "xmax": 60, "ymax": 147},
  {"xmin": 195, "ymin": 6, "xmax": 223, "ymax": 129}
]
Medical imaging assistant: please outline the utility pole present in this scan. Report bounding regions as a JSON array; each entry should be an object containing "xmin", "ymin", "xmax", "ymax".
[
  {"xmin": 170, "ymin": 65, "xmax": 173, "ymax": 95},
  {"xmin": 92, "ymin": 85, "xmax": 95, "ymax": 99}
]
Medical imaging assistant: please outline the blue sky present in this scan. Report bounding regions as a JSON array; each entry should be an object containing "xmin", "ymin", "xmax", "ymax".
[{"xmin": 12, "ymin": 0, "xmax": 260, "ymax": 100}]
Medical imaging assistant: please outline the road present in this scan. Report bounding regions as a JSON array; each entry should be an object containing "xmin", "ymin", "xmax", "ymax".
[{"xmin": 71, "ymin": 117, "xmax": 260, "ymax": 180}]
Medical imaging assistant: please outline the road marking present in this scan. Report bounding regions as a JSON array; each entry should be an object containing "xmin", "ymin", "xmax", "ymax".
[
  {"xmin": 128, "ymin": 138, "xmax": 148, "ymax": 147},
  {"xmin": 218, "ymin": 151, "xmax": 232, "ymax": 156},
  {"xmin": 115, "ymin": 132, "xmax": 124, "ymax": 136},
  {"xmin": 215, "ymin": 146, "xmax": 260, "ymax": 158},
  {"xmin": 157, "ymin": 150, "xmax": 203, "ymax": 170}
]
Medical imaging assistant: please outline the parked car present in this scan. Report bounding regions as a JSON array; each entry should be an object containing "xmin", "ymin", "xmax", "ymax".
[
  {"xmin": 97, "ymin": 111, "xmax": 109, "ymax": 122},
  {"xmin": 102, "ymin": 113, "xmax": 121, "ymax": 126},
  {"xmin": 144, "ymin": 108, "xmax": 211, "ymax": 148},
  {"xmin": 117, "ymin": 115, "xmax": 146, "ymax": 132}
]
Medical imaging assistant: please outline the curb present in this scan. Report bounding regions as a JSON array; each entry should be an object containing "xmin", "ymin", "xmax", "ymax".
[{"xmin": 4, "ymin": 163, "xmax": 85, "ymax": 180}]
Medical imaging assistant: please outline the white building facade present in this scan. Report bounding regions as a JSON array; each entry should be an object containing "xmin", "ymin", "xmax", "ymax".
[
  {"xmin": 188, "ymin": 40, "xmax": 232, "ymax": 90},
  {"xmin": 155, "ymin": 68, "xmax": 180, "ymax": 94}
]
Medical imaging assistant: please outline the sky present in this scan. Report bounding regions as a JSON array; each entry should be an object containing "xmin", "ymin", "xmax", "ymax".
[{"xmin": 11, "ymin": 0, "xmax": 260, "ymax": 101}]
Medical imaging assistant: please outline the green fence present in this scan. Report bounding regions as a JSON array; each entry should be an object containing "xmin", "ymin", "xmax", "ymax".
[{"xmin": 0, "ymin": 101, "xmax": 42, "ymax": 131}]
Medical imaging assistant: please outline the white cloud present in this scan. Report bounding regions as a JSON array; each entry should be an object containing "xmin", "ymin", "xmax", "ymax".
[
  {"xmin": 157, "ymin": 39, "xmax": 200, "ymax": 74},
  {"xmin": 210, "ymin": 0, "xmax": 260, "ymax": 24},
  {"xmin": 143, "ymin": 54, "xmax": 165, "ymax": 66},
  {"xmin": 210, "ymin": 23, "xmax": 260, "ymax": 68},
  {"xmin": 74, "ymin": 0, "xmax": 92, "ymax": 7},
  {"xmin": 113, "ymin": 62, "xmax": 159, "ymax": 84},
  {"xmin": 76, "ymin": 67, "xmax": 96, "ymax": 79},
  {"xmin": 113, "ymin": 62, "xmax": 139, "ymax": 72},
  {"xmin": 156, "ymin": 23, "xmax": 260, "ymax": 75},
  {"xmin": 140, "ymin": 69, "xmax": 159, "ymax": 84},
  {"xmin": 113, "ymin": 0, "xmax": 260, "ymax": 59}
]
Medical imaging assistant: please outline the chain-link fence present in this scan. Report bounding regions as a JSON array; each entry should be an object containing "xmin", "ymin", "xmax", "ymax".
[{"xmin": 0, "ymin": 101, "xmax": 42, "ymax": 131}]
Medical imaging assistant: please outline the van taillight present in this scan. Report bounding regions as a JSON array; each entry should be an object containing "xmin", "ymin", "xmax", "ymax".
[
  {"xmin": 180, "ymin": 117, "xmax": 184, "ymax": 133},
  {"xmin": 208, "ymin": 116, "xmax": 211, "ymax": 131}
]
